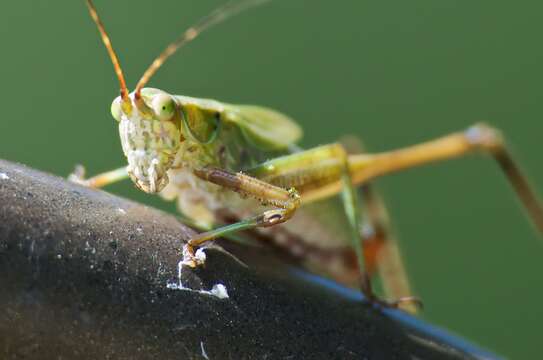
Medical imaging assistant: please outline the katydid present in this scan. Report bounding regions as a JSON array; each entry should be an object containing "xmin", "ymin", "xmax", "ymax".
[{"xmin": 73, "ymin": 0, "xmax": 543, "ymax": 312}]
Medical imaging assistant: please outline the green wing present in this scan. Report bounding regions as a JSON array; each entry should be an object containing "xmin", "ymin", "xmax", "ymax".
[
  {"xmin": 224, "ymin": 105, "xmax": 303, "ymax": 150},
  {"xmin": 173, "ymin": 94, "xmax": 303, "ymax": 150},
  {"xmin": 174, "ymin": 94, "xmax": 227, "ymax": 113}
]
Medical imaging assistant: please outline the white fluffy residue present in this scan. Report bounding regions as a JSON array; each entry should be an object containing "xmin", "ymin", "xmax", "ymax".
[
  {"xmin": 209, "ymin": 284, "xmax": 229, "ymax": 299},
  {"xmin": 165, "ymin": 249, "xmax": 229, "ymax": 299},
  {"xmin": 194, "ymin": 248, "xmax": 207, "ymax": 263},
  {"xmin": 166, "ymin": 279, "xmax": 230, "ymax": 300},
  {"xmin": 200, "ymin": 341, "xmax": 210, "ymax": 360},
  {"xmin": 0, "ymin": 172, "xmax": 9, "ymax": 180},
  {"xmin": 117, "ymin": 208, "xmax": 126, "ymax": 215}
]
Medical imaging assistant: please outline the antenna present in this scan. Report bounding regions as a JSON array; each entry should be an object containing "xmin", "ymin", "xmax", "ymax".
[
  {"xmin": 134, "ymin": 0, "xmax": 272, "ymax": 98},
  {"xmin": 85, "ymin": 0, "xmax": 132, "ymax": 113}
]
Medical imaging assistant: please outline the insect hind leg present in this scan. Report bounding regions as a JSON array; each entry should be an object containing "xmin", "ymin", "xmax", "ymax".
[{"xmin": 349, "ymin": 123, "xmax": 543, "ymax": 234}]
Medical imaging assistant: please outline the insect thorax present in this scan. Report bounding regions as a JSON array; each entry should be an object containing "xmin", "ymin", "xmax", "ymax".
[{"xmin": 159, "ymin": 123, "xmax": 276, "ymax": 228}]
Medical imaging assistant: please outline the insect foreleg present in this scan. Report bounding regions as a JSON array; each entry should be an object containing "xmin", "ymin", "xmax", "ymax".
[
  {"xmin": 69, "ymin": 165, "xmax": 129, "ymax": 188},
  {"xmin": 182, "ymin": 167, "xmax": 301, "ymax": 267}
]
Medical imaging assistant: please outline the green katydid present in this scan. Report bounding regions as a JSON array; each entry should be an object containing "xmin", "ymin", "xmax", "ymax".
[{"xmin": 74, "ymin": 0, "xmax": 543, "ymax": 312}]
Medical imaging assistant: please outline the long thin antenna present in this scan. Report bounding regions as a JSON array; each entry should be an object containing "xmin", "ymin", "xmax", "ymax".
[
  {"xmin": 85, "ymin": 0, "xmax": 132, "ymax": 112},
  {"xmin": 134, "ymin": 0, "xmax": 272, "ymax": 97}
]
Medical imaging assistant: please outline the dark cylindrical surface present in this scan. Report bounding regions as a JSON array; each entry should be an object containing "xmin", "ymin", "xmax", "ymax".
[{"xmin": 0, "ymin": 159, "xmax": 498, "ymax": 359}]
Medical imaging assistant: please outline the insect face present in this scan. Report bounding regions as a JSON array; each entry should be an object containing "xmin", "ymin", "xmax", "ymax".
[{"xmin": 111, "ymin": 89, "xmax": 181, "ymax": 193}]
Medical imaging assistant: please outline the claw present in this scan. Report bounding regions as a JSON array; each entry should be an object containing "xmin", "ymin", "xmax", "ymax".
[
  {"xmin": 181, "ymin": 244, "xmax": 207, "ymax": 268},
  {"xmin": 363, "ymin": 291, "xmax": 423, "ymax": 312},
  {"xmin": 361, "ymin": 272, "xmax": 423, "ymax": 312},
  {"xmin": 388, "ymin": 296, "xmax": 424, "ymax": 311}
]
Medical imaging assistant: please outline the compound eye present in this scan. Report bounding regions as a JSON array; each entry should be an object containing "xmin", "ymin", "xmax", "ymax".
[
  {"xmin": 111, "ymin": 96, "xmax": 122, "ymax": 122},
  {"xmin": 151, "ymin": 93, "xmax": 176, "ymax": 121}
]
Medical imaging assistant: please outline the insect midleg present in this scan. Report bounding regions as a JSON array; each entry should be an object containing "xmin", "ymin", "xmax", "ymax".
[
  {"xmin": 247, "ymin": 143, "xmax": 419, "ymax": 306},
  {"xmin": 343, "ymin": 177, "xmax": 421, "ymax": 309},
  {"xmin": 337, "ymin": 149, "xmax": 365, "ymax": 290},
  {"xmin": 68, "ymin": 165, "xmax": 128, "ymax": 188},
  {"xmin": 359, "ymin": 184, "xmax": 420, "ymax": 313},
  {"xmin": 342, "ymin": 136, "xmax": 417, "ymax": 312}
]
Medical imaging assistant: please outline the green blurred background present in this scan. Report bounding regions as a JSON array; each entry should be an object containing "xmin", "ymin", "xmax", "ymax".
[{"xmin": 1, "ymin": 1, "xmax": 541, "ymax": 357}]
